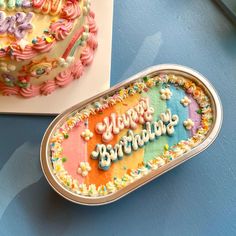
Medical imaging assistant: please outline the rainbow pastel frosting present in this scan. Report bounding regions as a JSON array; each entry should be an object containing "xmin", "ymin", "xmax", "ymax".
[
  {"xmin": 49, "ymin": 73, "xmax": 213, "ymax": 197},
  {"xmin": 0, "ymin": 0, "xmax": 97, "ymax": 98}
]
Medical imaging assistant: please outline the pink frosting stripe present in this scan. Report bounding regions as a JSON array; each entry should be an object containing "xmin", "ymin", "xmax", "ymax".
[
  {"xmin": 61, "ymin": 120, "xmax": 88, "ymax": 183},
  {"xmin": 61, "ymin": 26, "xmax": 85, "ymax": 59},
  {"xmin": 188, "ymin": 94, "xmax": 201, "ymax": 135}
]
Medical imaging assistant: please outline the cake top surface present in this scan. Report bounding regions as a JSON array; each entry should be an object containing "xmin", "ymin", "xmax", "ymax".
[
  {"xmin": 46, "ymin": 73, "xmax": 213, "ymax": 199},
  {"xmin": 0, "ymin": 0, "xmax": 91, "ymax": 60}
]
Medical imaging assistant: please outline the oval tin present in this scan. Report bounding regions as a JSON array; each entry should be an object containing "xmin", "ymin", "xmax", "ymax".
[{"xmin": 40, "ymin": 64, "xmax": 223, "ymax": 205}]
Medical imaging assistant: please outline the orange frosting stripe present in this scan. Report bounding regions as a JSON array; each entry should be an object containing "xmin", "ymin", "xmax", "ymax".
[
  {"xmin": 86, "ymin": 93, "xmax": 144, "ymax": 184},
  {"xmin": 86, "ymin": 106, "xmax": 117, "ymax": 186},
  {"xmin": 109, "ymin": 93, "xmax": 144, "ymax": 179}
]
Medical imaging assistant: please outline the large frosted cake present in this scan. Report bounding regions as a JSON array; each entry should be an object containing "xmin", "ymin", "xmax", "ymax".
[{"xmin": 0, "ymin": 0, "xmax": 98, "ymax": 98}]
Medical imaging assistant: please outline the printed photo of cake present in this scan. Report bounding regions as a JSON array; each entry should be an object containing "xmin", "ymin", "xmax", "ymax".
[
  {"xmin": 45, "ymin": 71, "xmax": 215, "ymax": 201},
  {"xmin": 0, "ymin": 0, "xmax": 98, "ymax": 98}
]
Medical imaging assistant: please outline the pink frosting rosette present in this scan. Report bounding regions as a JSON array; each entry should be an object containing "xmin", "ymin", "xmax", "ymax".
[
  {"xmin": 71, "ymin": 60, "xmax": 84, "ymax": 79},
  {"xmin": 32, "ymin": 38, "xmax": 56, "ymax": 53},
  {"xmin": 80, "ymin": 47, "xmax": 94, "ymax": 66},
  {"xmin": 50, "ymin": 20, "xmax": 73, "ymax": 41},
  {"xmin": 55, "ymin": 67, "xmax": 74, "ymax": 87},
  {"xmin": 87, "ymin": 33, "xmax": 98, "ymax": 50},
  {"xmin": 19, "ymin": 84, "xmax": 40, "ymax": 98},
  {"xmin": 11, "ymin": 44, "xmax": 38, "ymax": 61},
  {"xmin": 0, "ymin": 82, "xmax": 20, "ymax": 96},
  {"xmin": 61, "ymin": 0, "xmax": 81, "ymax": 20},
  {"xmin": 33, "ymin": 0, "xmax": 63, "ymax": 15},
  {"xmin": 40, "ymin": 80, "xmax": 58, "ymax": 95},
  {"xmin": 88, "ymin": 11, "xmax": 98, "ymax": 34}
]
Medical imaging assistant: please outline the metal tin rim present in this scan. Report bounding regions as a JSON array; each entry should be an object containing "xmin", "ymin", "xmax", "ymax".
[{"xmin": 40, "ymin": 64, "xmax": 223, "ymax": 205}]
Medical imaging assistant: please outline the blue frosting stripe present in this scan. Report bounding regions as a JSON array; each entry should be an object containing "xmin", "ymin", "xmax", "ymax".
[
  {"xmin": 167, "ymin": 84, "xmax": 189, "ymax": 147},
  {"xmin": 139, "ymin": 84, "xmax": 190, "ymax": 163}
]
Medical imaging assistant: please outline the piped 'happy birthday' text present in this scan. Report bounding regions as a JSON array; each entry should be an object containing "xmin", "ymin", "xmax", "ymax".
[{"xmin": 92, "ymin": 103, "xmax": 179, "ymax": 170}]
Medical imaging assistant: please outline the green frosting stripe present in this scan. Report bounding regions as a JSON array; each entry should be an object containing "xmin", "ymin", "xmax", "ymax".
[{"xmin": 70, "ymin": 39, "xmax": 82, "ymax": 57}]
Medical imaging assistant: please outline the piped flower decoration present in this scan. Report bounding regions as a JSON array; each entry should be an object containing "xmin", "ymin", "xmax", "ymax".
[
  {"xmin": 181, "ymin": 96, "xmax": 191, "ymax": 107},
  {"xmin": 146, "ymin": 78, "xmax": 155, "ymax": 87},
  {"xmin": 0, "ymin": 62, "xmax": 16, "ymax": 73},
  {"xmin": 58, "ymin": 56, "xmax": 75, "ymax": 68},
  {"xmin": 183, "ymin": 118, "xmax": 195, "ymax": 130},
  {"xmin": 81, "ymin": 129, "xmax": 93, "ymax": 141},
  {"xmin": 88, "ymin": 184, "xmax": 98, "ymax": 196},
  {"xmin": 17, "ymin": 75, "xmax": 30, "ymax": 88},
  {"xmin": 77, "ymin": 162, "xmax": 91, "ymax": 177},
  {"xmin": 18, "ymin": 39, "xmax": 29, "ymax": 50},
  {"xmin": 1, "ymin": 73, "xmax": 16, "ymax": 87},
  {"xmin": 21, "ymin": 57, "xmax": 57, "ymax": 78},
  {"xmin": 160, "ymin": 88, "xmax": 172, "ymax": 100}
]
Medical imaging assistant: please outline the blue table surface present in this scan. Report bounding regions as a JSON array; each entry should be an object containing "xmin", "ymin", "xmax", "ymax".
[{"xmin": 1, "ymin": 1, "xmax": 236, "ymax": 235}]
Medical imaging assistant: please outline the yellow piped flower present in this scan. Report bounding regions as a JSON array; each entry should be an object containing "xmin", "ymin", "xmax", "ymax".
[{"xmin": 146, "ymin": 78, "xmax": 155, "ymax": 87}]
